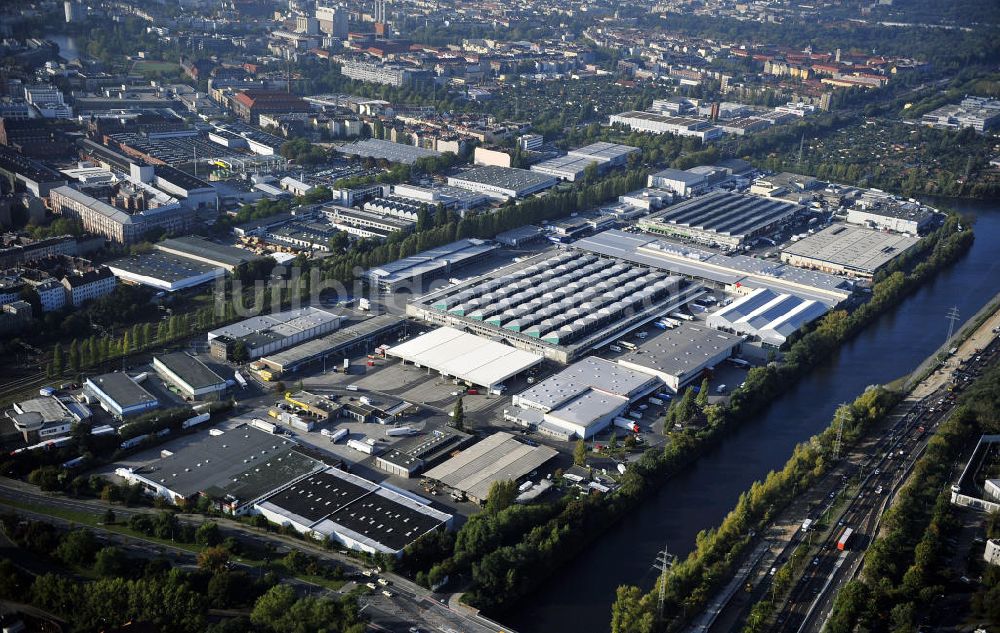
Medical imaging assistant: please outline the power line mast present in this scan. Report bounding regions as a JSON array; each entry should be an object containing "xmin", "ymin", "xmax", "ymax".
[
  {"xmin": 654, "ymin": 544, "xmax": 676, "ymax": 623},
  {"xmin": 946, "ymin": 306, "xmax": 960, "ymax": 341},
  {"xmin": 833, "ymin": 404, "xmax": 847, "ymax": 460}
]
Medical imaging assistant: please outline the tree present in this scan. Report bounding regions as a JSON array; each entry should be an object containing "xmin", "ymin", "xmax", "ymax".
[
  {"xmin": 451, "ymin": 397, "xmax": 465, "ymax": 431},
  {"xmin": 196, "ymin": 522, "xmax": 222, "ymax": 547},
  {"xmin": 484, "ymin": 480, "xmax": 518, "ymax": 515},
  {"xmin": 231, "ymin": 340, "xmax": 249, "ymax": 363},
  {"xmin": 696, "ymin": 377, "xmax": 710, "ymax": 409},
  {"xmin": 68, "ymin": 339, "xmax": 80, "ymax": 373},
  {"xmin": 573, "ymin": 439, "xmax": 587, "ymax": 466},
  {"xmin": 93, "ymin": 546, "xmax": 128, "ymax": 577},
  {"xmin": 55, "ymin": 529, "xmax": 99, "ymax": 567},
  {"xmin": 197, "ymin": 545, "xmax": 230, "ymax": 572},
  {"xmin": 52, "ymin": 343, "xmax": 64, "ymax": 375},
  {"xmin": 250, "ymin": 584, "xmax": 297, "ymax": 628}
]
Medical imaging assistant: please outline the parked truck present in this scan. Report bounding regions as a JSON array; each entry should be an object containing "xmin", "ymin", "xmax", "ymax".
[
  {"xmin": 327, "ymin": 428, "xmax": 348, "ymax": 443},
  {"xmin": 614, "ymin": 417, "xmax": 640, "ymax": 433},
  {"xmin": 385, "ymin": 426, "xmax": 416, "ymax": 437},
  {"xmin": 347, "ymin": 439, "xmax": 377, "ymax": 455}
]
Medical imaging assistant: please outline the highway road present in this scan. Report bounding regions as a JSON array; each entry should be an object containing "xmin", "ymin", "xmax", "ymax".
[
  {"xmin": 774, "ymin": 334, "xmax": 1000, "ymax": 633},
  {"xmin": 0, "ymin": 478, "xmax": 513, "ymax": 633},
  {"xmin": 689, "ymin": 305, "xmax": 1000, "ymax": 633}
]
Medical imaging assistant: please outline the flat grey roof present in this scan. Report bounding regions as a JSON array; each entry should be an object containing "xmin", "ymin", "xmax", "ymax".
[
  {"xmin": 107, "ymin": 251, "xmax": 223, "ymax": 283},
  {"xmin": 337, "ymin": 139, "xmax": 440, "ymax": 165},
  {"xmin": 644, "ymin": 190, "xmax": 803, "ymax": 239},
  {"xmin": 208, "ymin": 306, "xmax": 340, "ymax": 342},
  {"xmin": 155, "ymin": 236, "xmax": 255, "ymax": 268},
  {"xmin": 368, "ymin": 238, "xmax": 498, "ymax": 284},
  {"xmin": 424, "ymin": 432, "xmax": 558, "ymax": 502},
  {"xmin": 448, "ymin": 166, "xmax": 557, "ymax": 192},
  {"xmin": 617, "ymin": 324, "xmax": 743, "ymax": 380},
  {"xmin": 782, "ymin": 224, "xmax": 919, "ymax": 274},
  {"xmin": 138, "ymin": 426, "xmax": 324, "ymax": 500},
  {"xmin": 154, "ymin": 352, "xmax": 226, "ymax": 390},
  {"xmin": 87, "ymin": 372, "xmax": 157, "ymax": 409},
  {"xmin": 650, "ymin": 168, "xmax": 707, "ymax": 185},
  {"xmin": 260, "ymin": 314, "xmax": 404, "ymax": 371}
]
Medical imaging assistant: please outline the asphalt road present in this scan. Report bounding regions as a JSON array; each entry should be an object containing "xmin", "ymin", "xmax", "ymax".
[{"xmin": 0, "ymin": 478, "xmax": 513, "ymax": 633}]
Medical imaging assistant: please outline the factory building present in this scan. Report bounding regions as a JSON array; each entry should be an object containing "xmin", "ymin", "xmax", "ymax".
[
  {"xmin": 255, "ymin": 467, "xmax": 452, "ymax": 556},
  {"xmin": 846, "ymin": 193, "xmax": 935, "ymax": 235},
  {"xmin": 84, "ymin": 372, "xmax": 159, "ymax": 418},
  {"xmin": 638, "ymin": 191, "xmax": 803, "ymax": 248},
  {"xmin": 573, "ymin": 230, "xmax": 853, "ymax": 307},
  {"xmin": 615, "ymin": 324, "xmax": 745, "ymax": 392},
  {"xmin": 366, "ymin": 238, "xmax": 499, "ymax": 293},
  {"xmin": 49, "ymin": 186, "xmax": 194, "ymax": 245},
  {"xmin": 337, "ymin": 138, "xmax": 440, "ymax": 165},
  {"xmin": 322, "ymin": 205, "xmax": 415, "ymax": 239},
  {"xmin": 208, "ymin": 307, "xmax": 342, "ymax": 361},
  {"xmin": 609, "ymin": 111, "xmax": 723, "ymax": 141},
  {"xmin": 106, "ymin": 251, "xmax": 225, "ymax": 292},
  {"xmin": 647, "ymin": 168, "xmax": 709, "ymax": 197},
  {"xmin": 152, "ymin": 352, "xmax": 228, "ymax": 399},
  {"xmin": 509, "ymin": 356, "xmax": 662, "ymax": 439},
  {"xmin": 154, "ymin": 236, "xmax": 257, "ymax": 272},
  {"xmin": 116, "ymin": 425, "xmax": 327, "ymax": 514},
  {"xmin": 374, "ymin": 428, "xmax": 473, "ymax": 478},
  {"xmin": 406, "ymin": 249, "xmax": 705, "ymax": 363},
  {"xmin": 530, "ymin": 142, "xmax": 639, "ymax": 182},
  {"xmin": 780, "ymin": 225, "xmax": 919, "ymax": 279},
  {"xmin": 706, "ymin": 287, "xmax": 830, "ymax": 347},
  {"xmin": 259, "ymin": 315, "xmax": 405, "ymax": 375},
  {"xmin": 446, "ymin": 166, "xmax": 557, "ymax": 200},
  {"xmin": 424, "ymin": 432, "xmax": 558, "ymax": 504},
  {"xmin": 8, "ymin": 395, "xmax": 91, "ymax": 442}
]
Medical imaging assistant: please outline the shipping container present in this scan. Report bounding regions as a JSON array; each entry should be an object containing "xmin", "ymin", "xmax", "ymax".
[
  {"xmin": 347, "ymin": 439, "xmax": 376, "ymax": 455},
  {"xmin": 328, "ymin": 428, "xmax": 348, "ymax": 443}
]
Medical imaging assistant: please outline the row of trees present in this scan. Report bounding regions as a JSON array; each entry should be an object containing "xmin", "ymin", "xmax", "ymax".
[
  {"xmin": 607, "ymin": 216, "xmax": 976, "ymax": 631},
  {"xmin": 826, "ymin": 363, "xmax": 1000, "ymax": 632},
  {"xmin": 398, "ymin": 214, "xmax": 971, "ymax": 619},
  {"xmin": 0, "ymin": 512, "xmax": 365, "ymax": 633}
]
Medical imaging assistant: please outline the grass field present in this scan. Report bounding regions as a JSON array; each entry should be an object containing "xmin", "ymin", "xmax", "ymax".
[{"xmin": 134, "ymin": 60, "xmax": 180, "ymax": 75}]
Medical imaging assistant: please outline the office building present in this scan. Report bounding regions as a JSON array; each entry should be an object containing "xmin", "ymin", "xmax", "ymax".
[
  {"xmin": 61, "ymin": 267, "xmax": 116, "ymax": 307},
  {"xmin": 340, "ymin": 60, "xmax": 430, "ymax": 88}
]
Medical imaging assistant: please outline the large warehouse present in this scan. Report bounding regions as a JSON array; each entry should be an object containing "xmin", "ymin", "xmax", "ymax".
[
  {"xmin": 510, "ymin": 356, "xmax": 662, "ymax": 439},
  {"xmin": 423, "ymin": 432, "xmax": 558, "ymax": 503},
  {"xmin": 366, "ymin": 238, "xmax": 499, "ymax": 293},
  {"xmin": 208, "ymin": 306, "xmax": 342, "ymax": 361},
  {"xmin": 255, "ymin": 467, "xmax": 452, "ymax": 555},
  {"xmin": 615, "ymin": 324, "xmax": 745, "ymax": 392},
  {"xmin": 84, "ymin": 372, "xmax": 159, "ymax": 418},
  {"xmin": 386, "ymin": 327, "xmax": 544, "ymax": 389},
  {"xmin": 106, "ymin": 251, "xmax": 225, "ymax": 292},
  {"xmin": 406, "ymin": 249, "xmax": 705, "ymax": 363},
  {"xmin": 154, "ymin": 236, "xmax": 258, "ymax": 272},
  {"xmin": 116, "ymin": 425, "xmax": 326, "ymax": 514},
  {"xmin": 638, "ymin": 191, "xmax": 804, "ymax": 248},
  {"xmin": 530, "ymin": 142, "xmax": 639, "ymax": 182},
  {"xmin": 152, "ymin": 352, "xmax": 227, "ymax": 399},
  {"xmin": 259, "ymin": 314, "xmax": 406, "ymax": 375},
  {"xmin": 706, "ymin": 287, "xmax": 830, "ymax": 347},
  {"xmin": 573, "ymin": 230, "xmax": 852, "ymax": 306},
  {"xmin": 609, "ymin": 111, "xmax": 723, "ymax": 141},
  {"xmin": 446, "ymin": 166, "xmax": 557, "ymax": 200},
  {"xmin": 780, "ymin": 224, "xmax": 920, "ymax": 278}
]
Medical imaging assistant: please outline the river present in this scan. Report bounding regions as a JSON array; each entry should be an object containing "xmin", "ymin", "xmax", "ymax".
[{"xmin": 508, "ymin": 198, "xmax": 1000, "ymax": 633}]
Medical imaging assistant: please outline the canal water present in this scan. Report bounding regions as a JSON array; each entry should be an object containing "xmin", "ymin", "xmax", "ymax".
[
  {"xmin": 44, "ymin": 33, "xmax": 82, "ymax": 60},
  {"xmin": 509, "ymin": 199, "xmax": 1000, "ymax": 633}
]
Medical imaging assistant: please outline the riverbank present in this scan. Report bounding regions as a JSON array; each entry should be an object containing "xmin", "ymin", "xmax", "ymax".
[
  {"xmin": 401, "ymin": 215, "xmax": 971, "ymax": 622},
  {"xmin": 509, "ymin": 199, "xmax": 1000, "ymax": 633}
]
